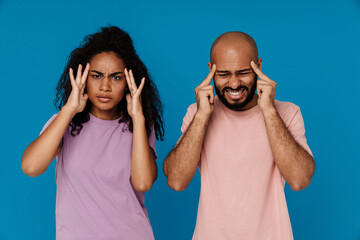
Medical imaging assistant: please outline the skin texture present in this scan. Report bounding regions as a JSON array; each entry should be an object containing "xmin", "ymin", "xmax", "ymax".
[
  {"xmin": 164, "ymin": 32, "xmax": 315, "ymax": 191},
  {"xmin": 22, "ymin": 51, "xmax": 157, "ymax": 192}
]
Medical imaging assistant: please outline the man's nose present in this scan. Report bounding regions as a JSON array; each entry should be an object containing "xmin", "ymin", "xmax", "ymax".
[
  {"xmin": 228, "ymin": 75, "xmax": 241, "ymax": 89},
  {"xmin": 100, "ymin": 77, "xmax": 111, "ymax": 91}
]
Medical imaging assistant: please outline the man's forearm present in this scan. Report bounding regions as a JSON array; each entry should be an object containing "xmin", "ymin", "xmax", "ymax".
[
  {"xmin": 164, "ymin": 113, "xmax": 209, "ymax": 191},
  {"xmin": 263, "ymin": 109, "xmax": 315, "ymax": 191}
]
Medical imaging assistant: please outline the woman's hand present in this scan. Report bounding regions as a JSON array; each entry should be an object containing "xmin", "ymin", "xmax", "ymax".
[
  {"xmin": 65, "ymin": 63, "xmax": 90, "ymax": 114},
  {"xmin": 124, "ymin": 68, "xmax": 145, "ymax": 119}
]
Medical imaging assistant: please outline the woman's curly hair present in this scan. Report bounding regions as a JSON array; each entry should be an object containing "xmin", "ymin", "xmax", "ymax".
[{"xmin": 54, "ymin": 26, "xmax": 164, "ymax": 140}]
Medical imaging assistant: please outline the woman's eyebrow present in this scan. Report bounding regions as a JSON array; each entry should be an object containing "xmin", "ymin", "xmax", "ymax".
[
  {"xmin": 90, "ymin": 70, "xmax": 103, "ymax": 75},
  {"xmin": 89, "ymin": 70, "xmax": 123, "ymax": 76},
  {"xmin": 109, "ymin": 71, "xmax": 123, "ymax": 76}
]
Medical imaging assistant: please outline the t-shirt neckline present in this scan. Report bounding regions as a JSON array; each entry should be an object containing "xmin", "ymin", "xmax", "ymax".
[
  {"xmin": 88, "ymin": 113, "xmax": 123, "ymax": 126},
  {"xmin": 216, "ymin": 96, "xmax": 260, "ymax": 116}
]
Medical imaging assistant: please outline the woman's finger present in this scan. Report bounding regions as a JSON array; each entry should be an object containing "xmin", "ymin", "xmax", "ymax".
[
  {"xmin": 69, "ymin": 68, "xmax": 76, "ymax": 88},
  {"xmin": 81, "ymin": 63, "xmax": 90, "ymax": 85},
  {"xmin": 129, "ymin": 69, "xmax": 138, "ymax": 91},
  {"xmin": 124, "ymin": 68, "xmax": 133, "ymax": 94},
  {"xmin": 137, "ymin": 77, "xmax": 146, "ymax": 94},
  {"xmin": 76, "ymin": 64, "xmax": 83, "ymax": 85}
]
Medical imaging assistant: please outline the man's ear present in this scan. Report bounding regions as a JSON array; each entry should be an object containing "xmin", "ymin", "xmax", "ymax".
[
  {"xmin": 257, "ymin": 58, "xmax": 263, "ymax": 71},
  {"xmin": 208, "ymin": 62, "xmax": 212, "ymax": 71}
]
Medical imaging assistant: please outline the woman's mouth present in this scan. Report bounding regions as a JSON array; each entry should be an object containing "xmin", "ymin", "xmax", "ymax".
[{"xmin": 97, "ymin": 96, "xmax": 112, "ymax": 103}]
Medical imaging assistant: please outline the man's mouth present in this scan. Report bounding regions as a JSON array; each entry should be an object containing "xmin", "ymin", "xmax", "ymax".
[
  {"xmin": 225, "ymin": 89, "xmax": 246, "ymax": 100},
  {"xmin": 226, "ymin": 89, "xmax": 244, "ymax": 96}
]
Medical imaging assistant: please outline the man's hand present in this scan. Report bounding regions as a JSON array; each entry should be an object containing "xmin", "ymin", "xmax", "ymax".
[
  {"xmin": 195, "ymin": 64, "xmax": 216, "ymax": 118},
  {"xmin": 250, "ymin": 61, "xmax": 277, "ymax": 113}
]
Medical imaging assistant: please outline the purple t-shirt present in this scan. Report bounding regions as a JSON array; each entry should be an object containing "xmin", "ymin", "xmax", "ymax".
[{"xmin": 40, "ymin": 113, "xmax": 156, "ymax": 240}]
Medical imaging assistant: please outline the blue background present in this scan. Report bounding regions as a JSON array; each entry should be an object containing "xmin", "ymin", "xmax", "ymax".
[{"xmin": 1, "ymin": 0, "xmax": 359, "ymax": 239}]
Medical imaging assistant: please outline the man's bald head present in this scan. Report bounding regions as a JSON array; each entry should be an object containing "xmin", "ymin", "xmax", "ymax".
[{"xmin": 210, "ymin": 32, "xmax": 258, "ymax": 63}]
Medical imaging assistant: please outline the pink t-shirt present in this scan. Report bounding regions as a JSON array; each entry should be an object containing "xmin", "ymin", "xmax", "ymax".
[
  {"xmin": 180, "ymin": 96, "xmax": 312, "ymax": 240},
  {"xmin": 40, "ymin": 113, "xmax": 156, "ymax": 240}
]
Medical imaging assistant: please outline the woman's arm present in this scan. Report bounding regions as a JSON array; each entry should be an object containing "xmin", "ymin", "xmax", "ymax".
[
  {"xmin": 21, "ymin": 106, "xmax": 76, "ymax": 177},
  {"xmin": 21, "ymin": 64, "xmax": 90, "ymax": 177},
  {"xmin": 124, "ymin": 69, "xmax": 157, "ymax": 192},
  {"xmin": 131, "ymin": 116, "xmax": 157, "ymax": 192}
]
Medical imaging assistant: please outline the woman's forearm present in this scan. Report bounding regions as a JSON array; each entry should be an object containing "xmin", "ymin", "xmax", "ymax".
[
  {"xmin": 130, "ymin": 116, "xmax": 157, "ymax": 192},
  {"xmin": 21, "ymin": 105, "xmax": 76, "ymax": 177}
]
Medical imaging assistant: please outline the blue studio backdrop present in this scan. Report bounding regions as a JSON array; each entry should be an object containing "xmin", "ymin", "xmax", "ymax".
[{"xmin": 1, "ymin": 0, "xmax": 359, "ymax": 239}]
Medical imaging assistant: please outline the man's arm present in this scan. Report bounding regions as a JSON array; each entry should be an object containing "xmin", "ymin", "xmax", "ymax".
[
  {"xmin": 163, "ymin": 64, "xmax": 216, "ymax": 191},
  {"xmin": 251, "ymin": 61, "xmax": 315, "ymax": 191},
  {"xmin": 164, "ymin": 113, "xmax": 209, "ymax": 191},
  {"xmin": 263, "ymin": 109, "xmax": 315, "ymax": 191}
]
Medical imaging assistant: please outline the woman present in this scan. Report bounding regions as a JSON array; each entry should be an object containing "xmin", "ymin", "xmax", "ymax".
[{"xmin": 21, "ymin": 26, "xmax": 164, "ymax": 240}]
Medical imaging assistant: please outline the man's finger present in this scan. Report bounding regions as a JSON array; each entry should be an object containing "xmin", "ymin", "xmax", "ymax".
[
  {"xmin": 209, "ymin": 91, "xmax": 214, "ymax": 104},
  {"xmin": 257, "ymin": 80, "xmax": 276, "ymax": 89},
  {"xmin": 250, "ymin": 61, "xmax": 270, "ymax": 80},
  {"xmin": 198, "ymin": 64, "xmax": 216, "ymax": 88}
]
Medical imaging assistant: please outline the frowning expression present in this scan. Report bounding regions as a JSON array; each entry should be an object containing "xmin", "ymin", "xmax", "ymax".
[{"xmin": 87, "ymin": 51, "xmax": 127, "ymax": 118}]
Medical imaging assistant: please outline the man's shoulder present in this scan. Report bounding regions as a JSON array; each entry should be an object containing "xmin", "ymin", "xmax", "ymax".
[
  {"xmin": 185, "ymin": 102, "xmax": 198, "ymax": 116},
  {"xmin": 275, "ymin": 100, "xmax": 300, "ymax": 114},
  {"xmin": 274, "ymin": 100, "xmax": 301, "ymax": 125}
]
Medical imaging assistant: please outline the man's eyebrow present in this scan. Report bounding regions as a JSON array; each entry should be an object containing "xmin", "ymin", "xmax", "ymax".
[
  {"xmin": 236, "ymin": 68, "xmax": 252, "ymax": 73},
  {"xmin": 216, "ymin": 68, "xmax": 252, "ymax": 73}
]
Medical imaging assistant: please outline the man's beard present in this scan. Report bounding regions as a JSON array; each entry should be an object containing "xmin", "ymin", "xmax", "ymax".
[{"xmin": 215, "ymin": 78, "xmax": 257, "ymax": 111}]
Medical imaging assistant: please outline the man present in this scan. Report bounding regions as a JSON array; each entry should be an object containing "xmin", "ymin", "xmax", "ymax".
[{"xmin": 163, "ymin": 32, "xmax": 315, "ymax": 240}]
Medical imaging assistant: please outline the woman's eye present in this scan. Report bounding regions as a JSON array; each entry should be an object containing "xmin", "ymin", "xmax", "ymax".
[
  {"xmin": 218, "ymin": 74, "xmax": 229, "ymax": 77},
  {"xmin": 113, "ymin": 76, "xmax": 122, "ymax": 80},
  {"xmin": 92, "ymin": 75, "xmax": 101, "ymax": 79}
]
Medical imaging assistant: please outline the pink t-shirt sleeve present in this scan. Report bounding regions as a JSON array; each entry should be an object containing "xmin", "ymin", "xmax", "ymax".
[
  {"xmin": 180, "ymin": 103, "xmax": 198, "ymax": 133},
  {"xmin": 177, "ymin": 103, "xmax": 197, "ymax": 145},
  {"xmin": 286, "ymin": 106, "xmax": 313, "ymax": 157}
]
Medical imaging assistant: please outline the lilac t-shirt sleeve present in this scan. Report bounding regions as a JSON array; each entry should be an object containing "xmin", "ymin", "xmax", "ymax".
[
  {"xmin": 39, "ymin": 114, "xmax": 63, "ymax": 160},
  {"xmin": 148, "ymin": 126, "xmax": 157, "ymax": 160},
  {"xmin": 40, "ymin": 114, "xmax": 58, "ymax": 135}
]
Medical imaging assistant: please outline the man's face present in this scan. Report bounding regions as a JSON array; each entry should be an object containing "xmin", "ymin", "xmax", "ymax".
[{"xmin": 211, "ymin": 47, "xmax": 260, "ymax": 111}]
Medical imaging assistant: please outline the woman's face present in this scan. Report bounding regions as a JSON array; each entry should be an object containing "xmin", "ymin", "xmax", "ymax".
[{"xmin": 87, "ymin": 51, "xmax": 127, "ymax": 120}]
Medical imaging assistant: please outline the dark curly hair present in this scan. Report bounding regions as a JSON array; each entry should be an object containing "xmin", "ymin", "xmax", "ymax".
[{"xmin": 54, "ymin": 26, "xmax": 164, "ymax": 140}]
